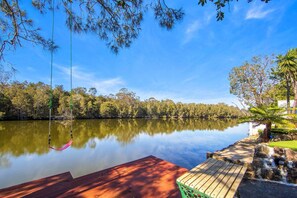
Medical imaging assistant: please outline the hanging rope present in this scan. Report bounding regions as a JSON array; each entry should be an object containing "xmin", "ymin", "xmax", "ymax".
[
  {"xmin": 48, "ymin": 0, "xmax": 73, "ymax": 151},
  {"xmin": 69, "ymin": 0, "xmax": 73, "ymax": 140},
  {"xmin": 48, "ymin": 0, "xmax": 55, "ymax": 147}
]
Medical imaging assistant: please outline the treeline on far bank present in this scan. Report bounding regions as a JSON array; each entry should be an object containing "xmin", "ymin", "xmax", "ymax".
[{"xmin": 0, "ymin": 81, "xmax": 245, "ymax": 120}]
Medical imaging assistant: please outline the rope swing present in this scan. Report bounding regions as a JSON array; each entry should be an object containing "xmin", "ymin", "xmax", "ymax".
[{"xmin": 48, "ymin": 0, "xmax": 73, "ymax": 151}]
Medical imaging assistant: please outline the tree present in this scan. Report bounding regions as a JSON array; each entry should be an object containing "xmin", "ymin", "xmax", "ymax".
[
  {"xmin": 242, "ymin": 106, "xmax": 296, "ymax": 141},
  {"xmin": 275, "ymin": 49, "xmax": 297, "ymax": 113},
  {"xmin": 100, "ymin": 101, "xmax": 118, "ymax": 118},
  {"xmin": 0, "ymin": 0, "xmax": 184, "ymax": 61},
  {"xmin": 0, "ymin": 64, "xmax": 15, "ymax": 84},
  {"xmin": 272, "ymin": 50, "xmax": 297, "ymax": 113},
  {"xmin": 197, "ymin": 0, "xmax": 270, "ymax": 21},
  {"xmin": 229, "ymin": 55, "xmax": 275, "ymax": 107},
  {"xmin": 1, "ymin": 0, "xmax": 273, "ymax": 62}
]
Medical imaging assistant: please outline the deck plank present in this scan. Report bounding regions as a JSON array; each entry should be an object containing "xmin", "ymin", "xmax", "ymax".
[
  {"xmin": 59, "ymin": 157, "xmax": 187, "ymax": 198},
  {"xmin": 225, "ymin": 166, "xmax": 247, "ymax": 198},
  {"xmin": 198, "ymin": 161, "xmax": 231, "ymax": 193},
  {"xmin": 216, "ymin": 165, "xmax": 242, "ymax": 198},
  {"xmin": 0, "ymin": 172, "xmax": 73, "ymax": 198},
  {"xmin": 192, "ymin": 160, "xmax": 226, "ymax": 190},
  {"xmin": 210, "ymin": 163, "xmax": 239, "ymax": 198},
  {"xmin": 177, "ymin": 158, "xmax": 212, "ymax": 183},
  {"xmin": 0, "ymin": 156, "xmax": 187, "ymax": 198},
  {"xmin": 183, "ymin": 158, "xmax": 218, "ymax": 187},
  {"xmin": 202, "ymin": 162, "xmax": 233, "ymax": 196}
]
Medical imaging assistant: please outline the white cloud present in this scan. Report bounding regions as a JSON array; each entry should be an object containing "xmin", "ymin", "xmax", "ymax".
[
  {"xmin": 245, "ymin": 5, "xmax": 274, "ymax": 20},
  {"xmin": 54, "ymin": 64, "xmax": 125, "ymax": 95},
  {"xmin": 183, "ymin": 20, "xmax": 202, "ymax": 44},
  {"xmin": 182, "ymin": 12, "xmax": 215, "ymax": 45}
]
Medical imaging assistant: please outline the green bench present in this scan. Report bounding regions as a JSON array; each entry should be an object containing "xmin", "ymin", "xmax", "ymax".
[{"xmin": 176, "ymin": 158, "xmax": 247, "ymax": 198}]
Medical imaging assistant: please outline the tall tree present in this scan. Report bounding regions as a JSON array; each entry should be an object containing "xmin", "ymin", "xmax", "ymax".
[
  {"xmin": 229, "ymin": 55, "xmax": 276, "ymax": 107},
  {"xmin": 278, "ymin": 49, "xmax": 297, "ymax": 112},
  {"xmin": 273, "ymin": 50, "xmax": 297, "ymax": 112}
]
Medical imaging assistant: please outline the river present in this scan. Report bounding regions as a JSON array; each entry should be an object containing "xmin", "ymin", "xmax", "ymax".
[{"xmin": 0, "ymin": 119, "xmax": 248, "ymax": 188}]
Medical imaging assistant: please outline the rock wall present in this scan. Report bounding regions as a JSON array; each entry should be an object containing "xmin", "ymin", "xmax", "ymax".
[
  {"xmin": 250, "ymin": 144, "xmax": 297, "ymax": 184},
  {"xmin": 270, "ymin": 133, "xmax": 297, "ymax": 142}
]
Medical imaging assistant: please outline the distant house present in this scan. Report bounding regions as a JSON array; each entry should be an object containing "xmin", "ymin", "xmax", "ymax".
[
  {"xmin": 277, "ymin": 100, "xmax": 295, "ymax": 108},
  {"xmin": 248, "ymin": 123, "xmax": 265, "ymax": 136}
]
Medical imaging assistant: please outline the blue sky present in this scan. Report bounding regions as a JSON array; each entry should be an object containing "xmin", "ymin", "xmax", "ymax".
[{"xmin": 6, "ymin": 0, "xmax": 297, "ymax": 105}]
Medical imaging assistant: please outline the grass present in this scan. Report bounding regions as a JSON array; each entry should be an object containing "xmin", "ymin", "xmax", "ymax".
[{"xmin": 268, "ymin": 140, "xmax": 297, "ymax": 151}]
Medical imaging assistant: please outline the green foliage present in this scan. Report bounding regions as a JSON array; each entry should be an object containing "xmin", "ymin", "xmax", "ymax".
[
  {"xmin": 271, "ymin": 128, "xmax": 297, "ymax": 134},
  {"xmin": 242, "ymin": 106, "xmax": 297, "ymax": 140},
  {"xmin": 229, "ymin": 55, "xmax": 275, "ymax": 106},
  {"xmin": 197, "ymin": 0, "xmax": 271, "ymax": 21},
  {"xmin": 274, "ymin": 48, "xmax": 297, "ymax": 112},
  {"xmin": 268, "ymin": 140, "xmax": 297, "ymax": 151},
  {"xmin": 0, "ymin": 81, "xmax": 245, "ymax": 120},
  {"xmin": 0, "ymin": 0, "xmax": 184, "ymax": 60},
  {"xmin": 100, "ymin": 102, "xmax": 118, "ymax": 118},
  {"xmin": 242, "ymin": 106, "xmax": 295, "ymax": 125}
]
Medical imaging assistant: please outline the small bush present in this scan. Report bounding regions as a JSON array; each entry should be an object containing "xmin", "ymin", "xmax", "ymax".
[{"xmin": 271, "ymin": 128, "xmax": 297, "ymax": 134}]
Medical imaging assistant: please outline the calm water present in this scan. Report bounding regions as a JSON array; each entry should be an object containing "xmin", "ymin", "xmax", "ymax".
[{"xmin": 0, "ymin": 119, "xmax": 248, "ymax": 188}]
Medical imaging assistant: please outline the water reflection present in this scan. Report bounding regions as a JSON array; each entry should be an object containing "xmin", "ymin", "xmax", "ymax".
[
  {"xmin": 0, "ymin": 119, "xmax": 238, "ymax": 156},
  {"xmin": 0, "ymin": 119, "xmax": 247, "ymax": 189}
]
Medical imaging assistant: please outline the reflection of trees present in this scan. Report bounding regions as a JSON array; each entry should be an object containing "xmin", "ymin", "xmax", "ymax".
[
  {"xmin": 0, "ymin": 119, "xmax": 239, "ymax": 156},
  {"xmin": 0, "ymin": 154, "xmax": 11, "ymax": 168}
]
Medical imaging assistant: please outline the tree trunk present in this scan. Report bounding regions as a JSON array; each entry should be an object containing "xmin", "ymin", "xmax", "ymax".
[
  {"xmin": 264, "ymin": 122, "xmax": 272, "ymax": 142},
  {"xmin": 293, "ymin": 81, "xmax": 297, "ymax": 114},
  {"xmin": 286, "ymin": 79, "xmax": 291, "ymax": 114}
]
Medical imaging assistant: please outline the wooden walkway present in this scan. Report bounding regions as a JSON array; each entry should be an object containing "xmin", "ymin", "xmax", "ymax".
[
  {"xmin": 0, "ymin": 156, "xmax": 188, "ymax": 198},
  {"xmin": 177, "ymin": 158, "xmax": 247, "ymax": 198},
  {"xmin": 208, "ymin": 137, "xmax": 258, "ymax": 166}
]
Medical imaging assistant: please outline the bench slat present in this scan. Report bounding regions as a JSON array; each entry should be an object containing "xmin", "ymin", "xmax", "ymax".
[
  {"xmin": 198, "ymin": 161, "xmax": 231, "ymax": 193},
  {"xmin": 191, "ymin": 160, "xmax": 225, "ymax": 189},
  {"xmin": 204, "ymin": 162, "xmax": 233, "ymax": 196},
  {"xmin": 176, "ymin": 158, "xmax": 213, "ymax": 183},
  {"xmin": 184, "ymin": 158, "xmax": 219, "ymax": 187},
  {"xmin": 216, "ymin": 165, "xmax": 243, "ymax": 198},
  {"xmin": 225, "ymin": 166, "xmax": 247, "ymax": 198},
  {"xmin": 177, "ymin": 158, "xmax": 247, "ymax": 198}
]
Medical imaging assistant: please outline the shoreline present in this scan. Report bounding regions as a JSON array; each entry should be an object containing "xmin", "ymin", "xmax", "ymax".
[{"xmin": 207, "ymin": 135, "xmax": 297, "ymax": 185}]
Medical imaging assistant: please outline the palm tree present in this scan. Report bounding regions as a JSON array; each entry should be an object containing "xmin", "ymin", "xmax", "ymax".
[
  {"xmin": 242, "ymin": 106, "xmax": 296, "ymax": 142},
  {"xmin": 276, "ymin": 49, "xmax": 297, "ymax": 113}
]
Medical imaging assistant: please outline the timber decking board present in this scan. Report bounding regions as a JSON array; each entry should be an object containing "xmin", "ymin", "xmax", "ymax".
[
  {"xmin": 182, "ymin": 158, "xmax": 218, "ymax": 186},
  {"xmin": 204, "ymin": 163, "xmax": 233, "ymax": 196},
  {"xmin": 198, "ymin": 161, "xmax": 232, "ymax": 193},
  {"xmin": 191, "ymin": 160, "xmax": 225, "ymax": 189},
  {"xmin": 66, "ymin": 159, "xmax": 187, "ymax": 198},
  {"xmin": 0, "ymin": 172, "xmax": 73, "ymax": 198},
  {"xmin": 177, "ymin": 158, "xmax": 247, "ymax": 198},
  {"xmin": 0, "ymin": 156, "xmax": 187, "ymax": 198},
  {"xmin": 177, "ymin": 158, "xmax": 212, "ymax": 183},
  {"xmin": 188, "ymin": 159, "xmax": 222, "ymax": 188},
  {"xmin": 215, "ymin": 165, "xmax": 242, "ymax": 198},
  {"xmin": 225, "ymin": 166, "xmax": 247, "ymax": 198}
]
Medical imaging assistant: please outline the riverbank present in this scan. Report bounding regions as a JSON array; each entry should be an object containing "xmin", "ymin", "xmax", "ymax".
[{"xmin": 207, "ymin": 135, "xmax": 297, "ymax": 197}]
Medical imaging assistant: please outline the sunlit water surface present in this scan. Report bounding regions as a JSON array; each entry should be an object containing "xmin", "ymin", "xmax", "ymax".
[{"xmin": 0, "ymin": 119, "xmax": 248, "ymax": 188}]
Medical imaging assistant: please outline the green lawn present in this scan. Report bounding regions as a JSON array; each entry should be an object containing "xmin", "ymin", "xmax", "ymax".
[{"xmin": 268, "ymin": 140, "xmax": 297, "ymax": 151}]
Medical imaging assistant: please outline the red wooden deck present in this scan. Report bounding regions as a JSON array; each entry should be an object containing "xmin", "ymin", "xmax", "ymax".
[{"xmin": 0, "ymin": 156, "xmax": 188, "ymax": 198}]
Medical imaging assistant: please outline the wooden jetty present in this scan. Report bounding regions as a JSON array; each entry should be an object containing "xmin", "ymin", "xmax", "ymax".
[{"xmin": 0, "ymin": 156, "xmax": 188, "ymax": 198}]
